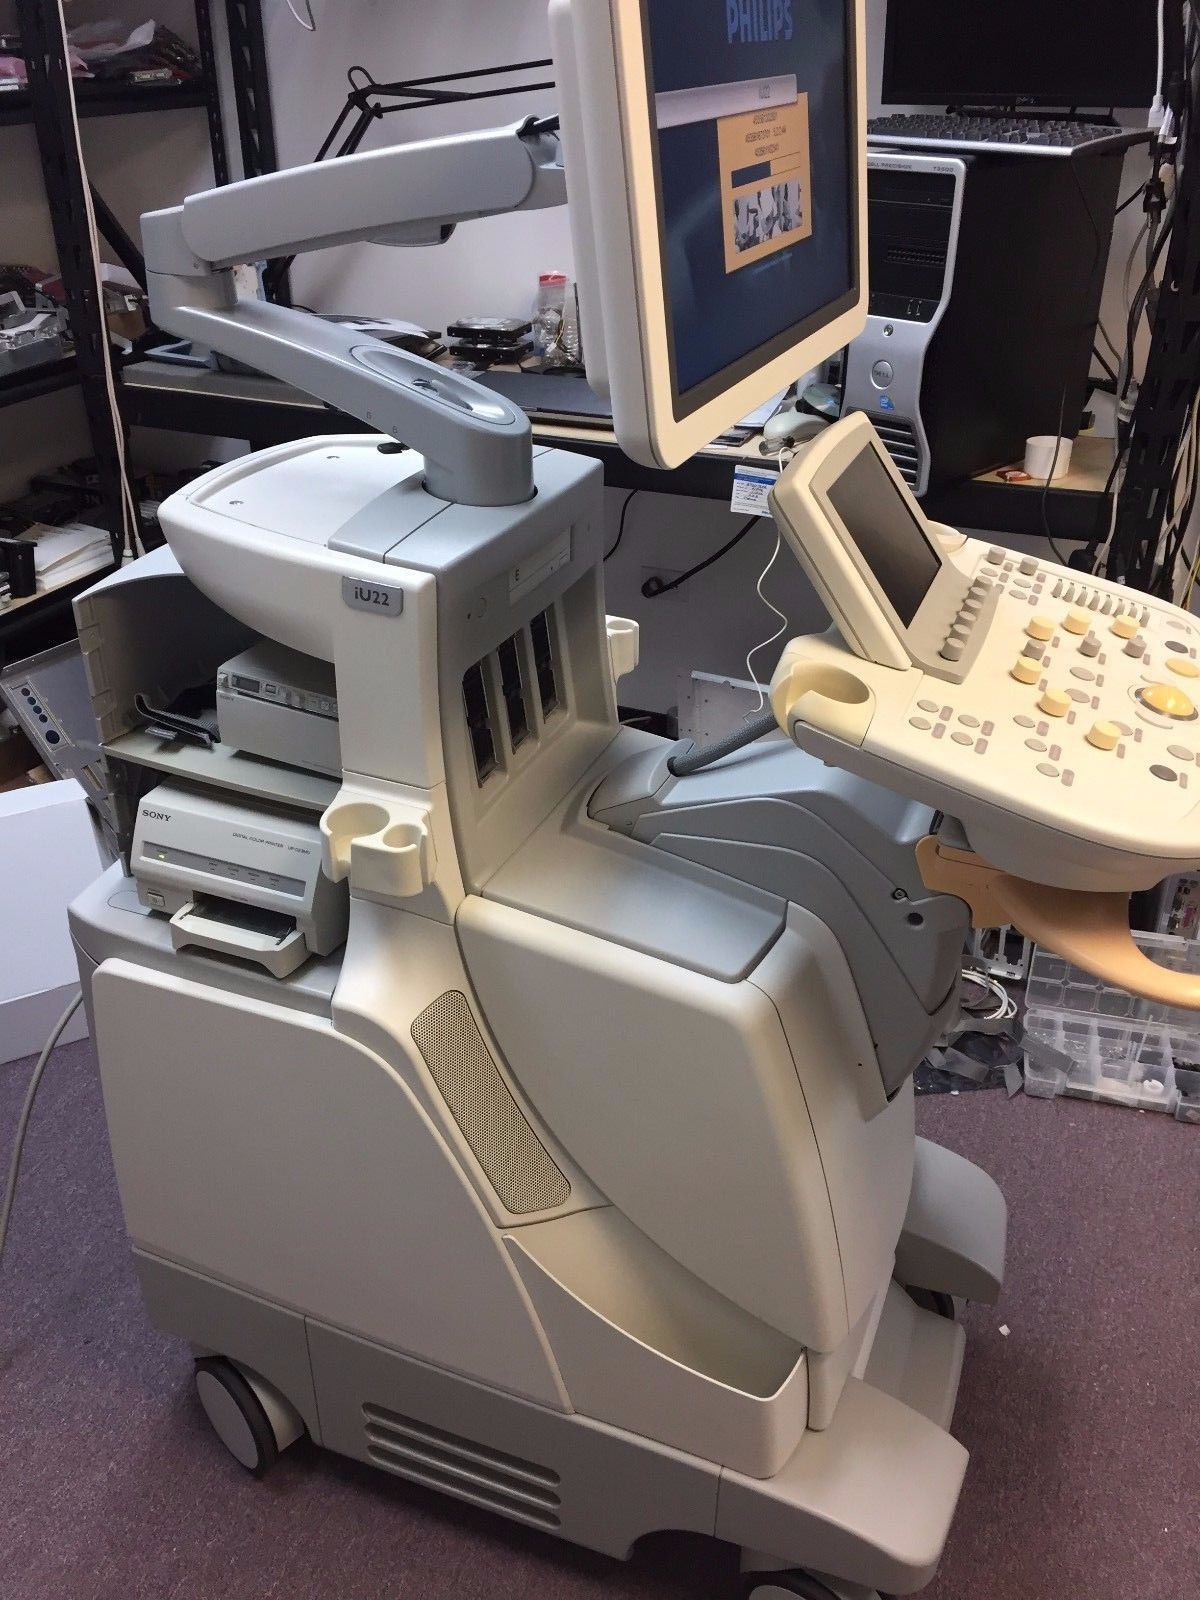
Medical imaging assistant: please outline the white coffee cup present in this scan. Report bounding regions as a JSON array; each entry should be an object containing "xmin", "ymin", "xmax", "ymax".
[{"xmin": 1024, "ymin": 435, "xmax": 1073, "ymax": 481}]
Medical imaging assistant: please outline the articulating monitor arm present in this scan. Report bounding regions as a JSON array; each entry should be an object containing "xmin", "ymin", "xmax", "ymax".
[{"xmin": 142, "ymin": 120, "xmax": 566, "ymax": 506}]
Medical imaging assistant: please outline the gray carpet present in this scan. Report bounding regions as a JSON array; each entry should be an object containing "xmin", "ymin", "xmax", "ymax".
[{"xmin": 2, "ymin": 1038, "xmax": 1197, "ymax": 1600}]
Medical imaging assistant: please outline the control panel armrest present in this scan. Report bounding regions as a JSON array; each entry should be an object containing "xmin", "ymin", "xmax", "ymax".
[{"xmin": 917, "ymin": 836, "xmax": 1200, "ymax": 1011}]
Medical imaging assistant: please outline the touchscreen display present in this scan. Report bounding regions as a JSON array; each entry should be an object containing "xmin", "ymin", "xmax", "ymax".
[{"xmin": 826, "ymin": 444, "xmax": 942, "ymax": 625}]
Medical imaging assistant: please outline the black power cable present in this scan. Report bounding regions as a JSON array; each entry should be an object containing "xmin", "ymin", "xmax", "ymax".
[
  {"xmin": 604, "ymin": 488, "xmax": 639, "ymax": 561},
  {"xmin": 641, "ymin": 516, "xmax": 762, "ymax": 599}
]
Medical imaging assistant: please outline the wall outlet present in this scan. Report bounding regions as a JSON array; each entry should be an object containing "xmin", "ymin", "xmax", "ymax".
[{"xmin": 640, "ymin": 566, "xmax": 688, "ymax": 605}]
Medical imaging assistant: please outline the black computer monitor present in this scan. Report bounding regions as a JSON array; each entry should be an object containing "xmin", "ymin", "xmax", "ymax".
[{"xmin": 882, "ymin": 0, "xmax": 1159, "ymax": 110}]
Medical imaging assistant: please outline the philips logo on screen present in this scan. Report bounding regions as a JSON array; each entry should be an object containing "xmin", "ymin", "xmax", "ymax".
[{"xmin": 727, "ymin": 0, "xmax": 794, "ymax": 44}]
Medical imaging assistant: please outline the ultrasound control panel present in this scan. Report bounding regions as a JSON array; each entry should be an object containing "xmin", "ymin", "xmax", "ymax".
[{"xmin": 767, "ymin": 414, "xmax": 1200, "ymax": 894}]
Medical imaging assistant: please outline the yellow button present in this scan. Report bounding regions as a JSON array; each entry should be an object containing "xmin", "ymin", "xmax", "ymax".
[
  {"xmin": 1086, "ymin": 720, "xmax": 1121, "ymax": 751},
  {"xmin": 1012, "ymin": 658, "xmax": 1041, "ymax": 685},
  {"xmin": 1063, "ymin": 609, "xmax": 1090, "ymax": 635},
  {"xmin": 1139, "ymin": 683, "xmax": 1196, "ymax": 718},
  {"xmin": 1112, "ymin": 616, "xmax": 1139, "ymax": 639},
  {"xmin": 1026, "ymin": 616, "xmax": 1055, "ymax": 642},
  {"xmin": 1168, "ymin": 657, "xmax": 1200, "ymax": 679},
  {"xmin": 1038, "ymin": 688, "xmax": 1071, "ymax": 718}
]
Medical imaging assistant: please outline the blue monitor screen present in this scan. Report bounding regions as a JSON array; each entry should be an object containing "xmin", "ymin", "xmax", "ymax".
[{"xmin": 641, "ymin": 0, "xmax": 859, "ymax": 415}]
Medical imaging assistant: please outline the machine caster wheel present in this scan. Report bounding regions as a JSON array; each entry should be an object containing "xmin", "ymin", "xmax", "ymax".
[
  {"xmin": 741, "ymin": 1573, "xmax": 843, "ymax": 1600},
  {"xmin": 904, "ymin": 1285, "xmax": 957, "ymax": 1320},
  {"xmin": 194, "ymin": 1356, "xmax": 294, "ymax": 1477}
]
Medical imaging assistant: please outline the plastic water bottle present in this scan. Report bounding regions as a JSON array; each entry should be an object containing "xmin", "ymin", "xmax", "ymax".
[{"xmin": 534, "ymin": 270, "xmax": 568, "ymax": 361}]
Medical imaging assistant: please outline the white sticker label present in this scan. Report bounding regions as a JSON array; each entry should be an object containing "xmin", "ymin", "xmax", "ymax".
[{"xmin": 730, "ymin": 465, "xmax": 779, "ymax": 519}]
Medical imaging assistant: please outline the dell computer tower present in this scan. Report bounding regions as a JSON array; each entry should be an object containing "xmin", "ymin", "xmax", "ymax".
[{"xmin": 843, "ymin": 149, "xmax": 1124, "ymax": 497}]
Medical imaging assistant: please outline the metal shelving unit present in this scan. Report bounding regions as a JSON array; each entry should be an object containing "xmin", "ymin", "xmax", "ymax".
[
  {"xmin": 0, "ymin": 76, "xmax": 213, "ymax": 128},
  {"xmin": 2, "ymin": 0, "xmax": 281, "ymax": 643}
]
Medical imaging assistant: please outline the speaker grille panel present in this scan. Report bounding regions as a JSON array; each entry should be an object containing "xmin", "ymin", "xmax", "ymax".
[{"xmin": 412, "ymin": 991, "xmax": 571, "ymax": 1215}]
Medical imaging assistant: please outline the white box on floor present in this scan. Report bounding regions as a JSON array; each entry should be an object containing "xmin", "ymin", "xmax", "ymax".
[{"xmin": 1, "ymin": 779, "xmax": 104, "ymax": 1064}]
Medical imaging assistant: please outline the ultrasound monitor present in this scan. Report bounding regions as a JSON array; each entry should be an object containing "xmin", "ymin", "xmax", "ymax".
[{"xmin": 550, "ymin": 0, "xmax": 868, "ymax": 469}]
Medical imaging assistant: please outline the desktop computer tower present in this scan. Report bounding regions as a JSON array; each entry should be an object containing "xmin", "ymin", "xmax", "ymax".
[{"xmin": 843, "ymin": 149, "xmax": 1124, "ymax": 497}]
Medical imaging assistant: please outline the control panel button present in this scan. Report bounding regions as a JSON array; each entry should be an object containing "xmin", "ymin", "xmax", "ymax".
[
  {"xmin": 1025, "ymin": 738, "xmax": 1048, "ymax": 752},
  {"xmin": 1124, "ymin": 637, "xmax": 1147, "ymax": 657},
  {"xmin": 1151, "ymin": 764, "xmax": 1179, "ymax": 783},
  {"xmin": 909, "ymin": 717, "xmax": 932, "ymax": 731},
  {"xmin": 1168, "ymin": 744, "xmax": 1195, "ymax": 762},
  {"xmin": 917, "ymin": 698, "xmax": 939, "ymax": 713},
  {"xmin": 1166, "ymin": 640, "xmax": 1189, "ymax": 653},
  {"xmin": 1036, "ymin": 762, "xmax": 1061, "ymax": 778},
  {"xmin": 870, "ymin": 359, "xmax": 894, "ymax": 388},
  {"xmin": 987, "ymin": 546, "xmax": 1005, "ymax": 563},
  {"xmin": 1138, "ymin": 683, "xmax": 1196, "ymax": 718},
  {"xmin": 951, "ymin": 731, "xmax": 973, "ymax": 745},
  {"xmin": 1086, "ymin": 721, "xmax": 1121, "ymax": 751},
  {"xmin": 1019, "ymin": 557, "xmax": 1037, "ymax": 576},
  {"xmin": 1026, "ymin": 617, "xmax": 1055, "ymax": 642},
  {"xmin": 1111, "ymin": 616, "xmax": 1139, "ymax": 639},
  {"xmin": 1168, "ymin": 657, "xmax": 1200, "ymax": 679},
  {"xmin": 1012, "ymin": 658, "xmax": 1042, "ymax": 685},
  {"xmin": 1063, "ymin": 609, "xmax": 1089, "ymax": 635},
  {"xmin": 1078, "ymin": 636, "xmax": 1101, "ymax": 658},
  {"xmin": 1022, "ymin": 640, "xmax": 1045, "ymax": 659},
  {"xmin": 940, "ymin": 641, "xmax": 965, "ymax": 662},
  {"xmin": 1038, "ymin": 689, "xmax": 1070, "ymax": 718}
]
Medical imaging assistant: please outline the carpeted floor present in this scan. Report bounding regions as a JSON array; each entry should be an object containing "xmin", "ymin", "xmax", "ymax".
[{"xmin": 2, "ymin": 1039, "xmax": 1197, "ymax": 1600}]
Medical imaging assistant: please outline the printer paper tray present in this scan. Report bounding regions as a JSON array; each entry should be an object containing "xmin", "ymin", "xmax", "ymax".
[{"xmin": 169, "ymin": 899, "xmax": 308, "ymax": 979}]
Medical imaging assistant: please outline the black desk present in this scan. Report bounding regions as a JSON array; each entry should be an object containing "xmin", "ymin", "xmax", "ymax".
[
  {"xmin": 121, "ymin": 360, "xmax": 1109, "ymax": 540},
  {"xmin": 119, "ymin": 362, "xmax": 770, "ymax": 502}
]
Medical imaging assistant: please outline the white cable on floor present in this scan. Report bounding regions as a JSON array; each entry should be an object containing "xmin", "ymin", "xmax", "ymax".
[{"xmin": 0, "ymin": 991, "xmax": 83, "ymax": 1274}]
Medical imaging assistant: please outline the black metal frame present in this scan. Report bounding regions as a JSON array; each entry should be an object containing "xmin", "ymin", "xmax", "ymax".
[
  {"xmin": 224, "ymin": 0, "xmax": 291, "ymax": 302},
  {"xmin": 1104, "ymin": 0, "xmax": 1198, "ymax": 594},
  {"xmin": 196, "ymin": 0, "xmax": 230, "ymax": 186},
  {"xmin": 3, "ymin": 0, "xmax": 279, "ymax": 601},
  {"xmin": 14, "ymin": 0, "xmax": 129, "ymax": 566},
  {"xmin": 1109, "ymin": 103, "xmax": 1200, "ymax": 592}
]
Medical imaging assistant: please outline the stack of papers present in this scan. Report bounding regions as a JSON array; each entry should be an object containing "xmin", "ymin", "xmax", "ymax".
[{"xmin": 23, "ymin": 521, "xmax": 114, "ymax": 591}]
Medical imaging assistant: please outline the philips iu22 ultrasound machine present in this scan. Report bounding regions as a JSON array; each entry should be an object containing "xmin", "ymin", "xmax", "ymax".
[{"xmin": 67, "ymin": 3, "xmax": 1200, "ymax": 1597}]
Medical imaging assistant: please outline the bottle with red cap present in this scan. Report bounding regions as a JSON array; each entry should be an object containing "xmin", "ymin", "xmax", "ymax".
[{"xmin": 534, "ymin": 270, "xmax": 569, "ymax": 363}]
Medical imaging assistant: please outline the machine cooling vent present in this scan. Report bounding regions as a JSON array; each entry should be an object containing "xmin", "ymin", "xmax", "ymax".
[
  {"xmin": 869, "ymin": 415, "xmax": 922, "ymax": 488},
  {"xmin": 411, "ymin": 991, "xmax": 571, "ymax": 1215},
  {"xmin": 363, "ymin": 1404, "xmax": 562, "ymax": 1529}
]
